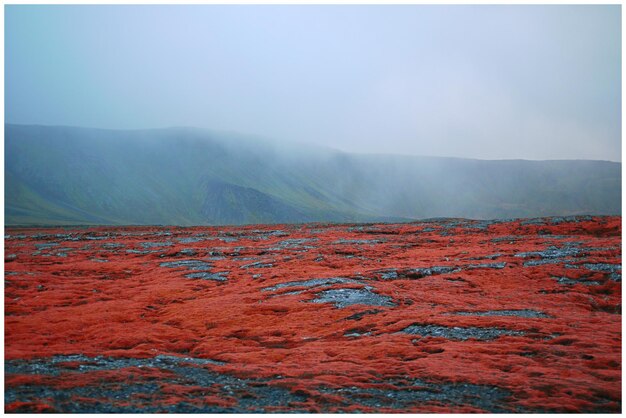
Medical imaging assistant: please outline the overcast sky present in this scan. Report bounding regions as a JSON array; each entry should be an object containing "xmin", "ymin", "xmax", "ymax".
[{"xmin": 5, "ymin": 5, "xmax": 621, "ymax": 161}]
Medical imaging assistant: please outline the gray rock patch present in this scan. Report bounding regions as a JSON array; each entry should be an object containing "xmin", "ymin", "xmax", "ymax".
[
  {"xmin": 516, "ymin": 244, "xmax": 581, "ymax": 260},
  {"xmin": 35, "ymin": 242, "xmax": 59, "ymax": 249},
  {"xmin": 102, "ymin": 243, "xmax": 124, "ymax": 249},
  {"xmin": 318, "ymin": 377, "xmax": 516, "ymax": 413},
  {"xmin": 450, "ymin": 310, "xmax": 550, "ymax": 318},
  {"xmin": 552, "ymin": 276, "xmax": 601, "ymax": 286},
  {"xmin": 262, "ymin": 277, "xmax": 361, "ymax": 292},
  {"xmin": 583, "ymin": 263, "xmax": 621, "ymax": 273},
  {"xmin": 241, "ymin": 261, "xmax": 273, "ymax": 269},
  {"xmin": 126, "ymin": 249, "xmax": 161, "ymax": 254},
  {"xmin": 583, "ymin": 263, "xmax": 621, "ymax": 282},
  {"xmin": 269, "ymin": 238, "xmax": 318, "ymax": 251},
  {"xmin": 405, "ymin": 266, "xmax": 461, "ymax": 278},
  {"xmin": 140, "ymin": 241, "xmax": 173, "ymax": 248},
  {"xmin": 401, "ymin": 324, "xmax": 526, "ymax": 340},
  {"xmin": 379, "ymin": 270, "xmax": 399, "ymax": 280},
  {"xmin": 160, "ymin": 260, "xmax": 213, "ymax": 270},
  {"xmin": 177, "ymin": 237, "xmax": 210, "ymax": 244},
  {"xmin": 311, "ymin": 288, "xmax": 396, "ymax": 308},
  {"xmin": 466, "ymin": 262, "xmax": 506, "ymax": 269},
  {"xmin": 185, "ymin": 272, "xmax": 228, "ymax": 281}
]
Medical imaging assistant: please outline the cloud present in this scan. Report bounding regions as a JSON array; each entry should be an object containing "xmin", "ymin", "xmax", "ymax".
[{"xmin": 5, "ymin": 5, "xmax": 621, "ymax": 161}]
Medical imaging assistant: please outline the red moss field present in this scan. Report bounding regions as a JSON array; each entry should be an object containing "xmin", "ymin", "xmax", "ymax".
[{"xmin": 4, "ymin": 216, "xmax": 621, "ymax": 413}]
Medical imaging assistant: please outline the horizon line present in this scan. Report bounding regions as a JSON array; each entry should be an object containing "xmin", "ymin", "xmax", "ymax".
[{"xmin": 6, "ymin": 122, "xmax": 622, "ymax": 164}]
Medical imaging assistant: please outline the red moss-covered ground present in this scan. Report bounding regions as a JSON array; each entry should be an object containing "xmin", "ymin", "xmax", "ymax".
[{"xmin": 4, "ymin": 216, "xmax": 621, "ymax": 413}]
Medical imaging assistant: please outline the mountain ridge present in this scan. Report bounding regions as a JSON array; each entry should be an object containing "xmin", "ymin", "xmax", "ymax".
[
  {"xmin": 5, "ymin": 124, "xmax": 621, "ymax": 226},
  {"xmin": 8, "ymin": 123, "xmax": 621, "ymax": 163}
]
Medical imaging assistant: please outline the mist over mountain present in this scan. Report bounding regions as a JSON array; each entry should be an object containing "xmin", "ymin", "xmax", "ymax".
[{"xmin": 5, "ymin": 124, "xmax": 621, "ymax": 226}]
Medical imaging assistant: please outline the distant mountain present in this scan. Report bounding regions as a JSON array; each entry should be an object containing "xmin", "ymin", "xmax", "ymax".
[{"xmin": 5, "ymin": 124, "xmax": 621, "ymax": 226}]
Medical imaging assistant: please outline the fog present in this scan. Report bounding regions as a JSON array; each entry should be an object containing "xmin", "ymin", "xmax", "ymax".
[
  {"xmin": 5, "ymin": 5, "xmax": 621, "ymax": 161},
  {"xmin": 6, "ymin": 124, "xmax": 621, "ymax": 226}
]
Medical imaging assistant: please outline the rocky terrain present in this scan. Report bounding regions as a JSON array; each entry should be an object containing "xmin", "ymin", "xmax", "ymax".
[{"xmin": 4, "ymin": 216, "xmax": 621, "ymax": 413}]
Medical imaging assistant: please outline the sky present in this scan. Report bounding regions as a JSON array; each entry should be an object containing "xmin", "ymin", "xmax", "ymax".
[{"xmin": 5, "ymin": 5, "xmax": 622, "ymax": 161}]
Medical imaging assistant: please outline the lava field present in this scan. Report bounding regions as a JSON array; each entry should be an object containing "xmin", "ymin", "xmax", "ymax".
[{"xmin": 4, "ymin": 216, "xmax": 622, "ymax": 413}]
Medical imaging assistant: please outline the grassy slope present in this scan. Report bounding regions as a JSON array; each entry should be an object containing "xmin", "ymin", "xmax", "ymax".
[
  {"xmin": 5, "ymin": 124, "xmax": 621, "ymax": 226},
  {"xmin": 5, "ymin": 125, "xmax": 371, "ymax": 225}
]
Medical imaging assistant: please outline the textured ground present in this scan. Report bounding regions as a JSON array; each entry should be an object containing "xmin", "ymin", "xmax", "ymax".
[{"xmin": 4, "ymin": 216, "xmax": 622, "ymax": 413}]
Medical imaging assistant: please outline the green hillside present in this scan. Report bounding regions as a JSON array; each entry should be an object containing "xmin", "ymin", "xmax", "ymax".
[{"xmin": 5, "ymin": 124, "xmax": 621, "ymax": 226}]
